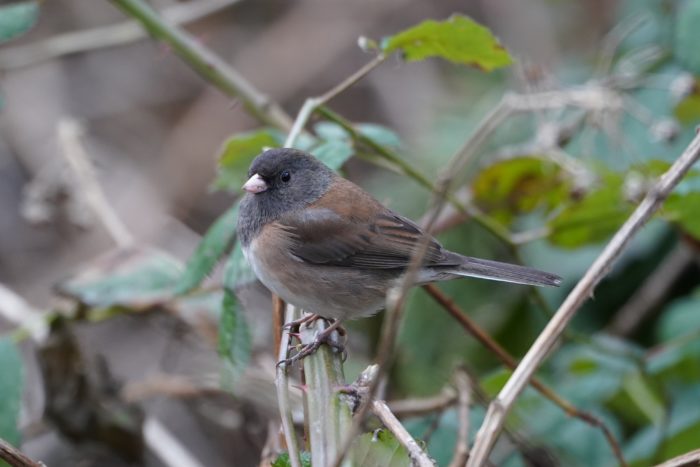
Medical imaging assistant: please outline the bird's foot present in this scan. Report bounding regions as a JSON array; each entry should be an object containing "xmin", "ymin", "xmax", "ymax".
[{"xmin": 278, "ymin": 319, "xmax": 346, "ymax": 367}]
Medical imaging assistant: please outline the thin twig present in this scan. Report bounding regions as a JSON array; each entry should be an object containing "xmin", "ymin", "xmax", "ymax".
[
  {"xmin": 469, "ymin": 131, "xmax": 700, "ymax": 466},
  {"xmin": 654, "ymin": 448, "xmax": 700, "ymax": 467},
  {"xmin": 422, "ymin": 284, "xmax": 628, "ymax": 466},
  {"xmin": 273, "ymin": 295, "xmax": 285, "ymax": 358},
  {"xmin": 0, "ymin": 284, "xmax": 48, "ymax": 342},
  {"xmin": 58, "ymin": 119, "xmax": 134, "ymax": 247},
  {"xmin": 0, "ymin": 437, "xmax": 45, "ymax": 467},
  {"xmin": 388, "ymin": 388, "xmax": 457, "ymax": 418},
  {"xmin": 143, "ymin": 417, "xmax": 206, "ymax": 467},
  {"xmin": 275, "ymin": 305, "xmax": 303, "ymax": 467},
  {"xmin": 608, "ymin": 242, "xmax": 693, "ymax": 336},
  {"xmin": 0, "ymin": 0, "xmax": 241, "ymax": 70},
  {"xmin": 448, "ymin": 370, "xmax": 471, "ymax": 467},
  {"xmin": 283, "ymin": 54, "xmax": 386, "ymax": 148},
  {"xmin": 109, "ymin": 0, "xmax": 293, "ymax": 131},
  {"xmin": 372, "ymin": 400, "xmax": 435, "ymax": 467}
]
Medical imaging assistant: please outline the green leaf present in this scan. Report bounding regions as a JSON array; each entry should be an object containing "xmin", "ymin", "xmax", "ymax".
[
  {"xmin": 223, "ymin": 240, "xmax": 256, "ymax": 290},
  {"xmin": 382, "ymin": 15, "xmax": 512, "ymax": 71},
  {"xmin": 356, "ymin": 124, "xmax": 402, "ymax": 148},
  {"xmin": 0, "ymin": 337, "xmax": 23, "ymax": 446},
  {"xmin": 674, "ymin": 87, "xmax": 700, "ymax": 125},
  {"xmin": 548, "ymin": 173, "xmax": 632, "ymax": 248},
  {"xmin": 176, "ymin": 203, "xmax": 240, "ymax": 294},
  {"xmin": 218, "ymin": 289, "xmax": 251, "ymax": 389},
  {"xmin": 0, "ymin": 1, "xmax": 39, "ymax": 44},
  {"xmin": 647, "ymin": 339, "xmax": 700, "ymax": 383},
  {"xmin": 272, "ymin": 452, "xmax": 312, "ymax": 467},
  {"xmin": 552, "ymin": 337, "xmax": 641, "ymax": 405},
  {"xmin": 481, "ymin": 367, "xmax": 512, "ymax": 397},
  {"xmin": 351, "ymin": 430, "xmax": 413, "ymax": 467},
  {"xmin": 624, "ymin": 425, "xmax": 663, "ymax": 467},
  {"xmin": 664, "ymin": 192, "xmax": 700, "ymax": 240},
  {"xmin": 472, "ymin": 157, "xmax": 569, "ymax": 226},
  {"xmin": 218, "ymin": 242, "xmax": 254, "ymax": 388},
  {"xmin": 213, "ymin": 129, "xmax": 282, "ymax": 191},
  {"xmin": 310, "ymin": 139, "xmax": 354, "ymax": 171},
  {"xmin": 657, "ymin": 290, "xmax": 700, "ymax": 341},
  {"xmin": 314, "ymin": 121, "xmax": 349, "ymax": 141},
  {"xmin": 659, "ymin": 385, "xmax": 700, "ymax": 460},
  {"xmin": 57, "ymin": 247, "xmax": 183, "ymax": 310},
  {"xmin": 674, "ymin": 0, "xmax": 700, "ymax": 74}
]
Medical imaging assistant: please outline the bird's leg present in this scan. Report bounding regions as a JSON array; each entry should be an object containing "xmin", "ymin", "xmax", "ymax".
[{"xmin": 279, "ymin": 318, "xmax": 346, "ymax": 366}]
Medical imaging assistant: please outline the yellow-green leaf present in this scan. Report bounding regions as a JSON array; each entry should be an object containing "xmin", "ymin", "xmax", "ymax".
[
  {"xmin": 664, "ymin": 192, "xmax": 700, "ymax": 240},
  {"xmin": 472, "ymin": 157, "xmax": 569, "ymax": 226},
  {"xmin": 548, "ymin": 173, "xmax": 632, "ymax": 248},
  {"xmin": 382, "ymin": 15, "xmax": 512, "ymax": 71}
]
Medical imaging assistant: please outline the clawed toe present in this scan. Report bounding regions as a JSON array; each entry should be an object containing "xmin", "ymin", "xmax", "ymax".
[
  {"xmin": 282, "ymin": 313, "xmax": 321, "ymax": 333},
  {"xmin": 278, "ymin": 319, "xmax": 346, "ymax": 366}
]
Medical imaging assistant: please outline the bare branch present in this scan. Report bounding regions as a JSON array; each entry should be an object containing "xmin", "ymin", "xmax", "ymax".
[
  {"xmin": 58, "ymin": 119, "xmax": 134, "ymax": 247},
  {"xmin": 143, "ymin": 417, "xmax": 206, "ymax": 467},
  {"xmin": 448, "ymin": 370, "xmax": 471, "ymax": 467},
  {"xmin": 283, "ymin": 53, "xmax": 386, "ymax": 148},
  {"xmin": 608, "ymin": 242, "xmax": 694, "ymax": 336},
  {"xmin": 0, "ymin": 284, "xmax": 48, "ymax": 342},
  {"xmin": 372, "ymin": 400, "xmax": 435, "ymax": 467},
  {"xmin": 469, "ymin": 131, "xmax": 700, "ymax": 466},
  {"xmin": 654, "ymin": 448, "xmax": 700, "ymax": 467},
  {"xmin": 388, "ymin": 388, "xmax": 457, "ymax": 418},
  {"xmin": 0, "ymin": 437, "xmax": 45, "ymax": 467},
  {"xmin": 0, "ymin": 0, "xmax": 241, "ymax": 70},
  {"xmin": 275, "ymin": 305, "xmax": 303, "ymax": 467}
]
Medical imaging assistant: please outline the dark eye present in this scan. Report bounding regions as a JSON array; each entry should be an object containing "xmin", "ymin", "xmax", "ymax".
[{"xmin": 280, "ymin": 170, "xmax": 291, "ymax": 183}]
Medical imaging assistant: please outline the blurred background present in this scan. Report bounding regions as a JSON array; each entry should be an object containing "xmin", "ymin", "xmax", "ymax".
[{"xmin": 1, "ymin": 0, "xmax": 699, "ymax": 466}]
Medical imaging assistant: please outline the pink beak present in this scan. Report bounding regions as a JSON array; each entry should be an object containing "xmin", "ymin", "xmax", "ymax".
[{"xmin": 242, "ymin": 173, "xmax": 268, "ymax": 193}]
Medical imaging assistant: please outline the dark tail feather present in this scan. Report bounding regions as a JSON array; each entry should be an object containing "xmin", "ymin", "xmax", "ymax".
[{"xmin": 453, "ymin": 256, "xmax": 562, "ymax": 287}]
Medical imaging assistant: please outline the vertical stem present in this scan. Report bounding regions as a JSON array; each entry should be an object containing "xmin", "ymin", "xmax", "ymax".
[
  {"xmin": 301, "ymin": 320, "xmax": 353, "ymax": 467},
  {"xmin": 276, "ymin": 306, "xmax": 303, "ymax": 467}
]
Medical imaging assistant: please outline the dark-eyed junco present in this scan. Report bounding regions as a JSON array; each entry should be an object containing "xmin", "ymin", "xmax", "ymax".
[{"xmin": 238, "ymin": 148, "xmax": 561, "ymax": 360}]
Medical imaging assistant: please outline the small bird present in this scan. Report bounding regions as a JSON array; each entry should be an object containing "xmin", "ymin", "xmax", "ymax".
[{"xmin": 238, "ymin": 148, "xmax": 561, "ymax": 362}]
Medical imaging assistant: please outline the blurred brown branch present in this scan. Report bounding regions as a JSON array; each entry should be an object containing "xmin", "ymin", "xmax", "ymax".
[
  {"xmin": 0, "ymin": 437, "xmax": 45, "ymax": 467},
  {"xmin": 0, "ymin": 0, "xmax": 241, "ymax": 70},
  {"xmin": 608, "ymin": 242, "xmax": 694, "ymax": 336}
]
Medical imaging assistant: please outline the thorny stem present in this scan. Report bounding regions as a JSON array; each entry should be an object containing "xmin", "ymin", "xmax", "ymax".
[{"xmin": 109, "ymin": 0, "xmax": 293, "ymax": 131}]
